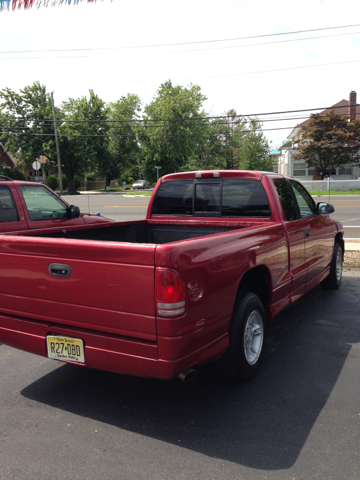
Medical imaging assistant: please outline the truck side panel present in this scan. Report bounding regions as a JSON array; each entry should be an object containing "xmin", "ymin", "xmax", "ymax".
[{"xmin": 155, "ymin": 223, "xmax": 290, "ymax": 348}]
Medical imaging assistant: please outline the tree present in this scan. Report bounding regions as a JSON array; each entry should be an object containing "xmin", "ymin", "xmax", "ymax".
[
  {"xmin": 100, "ymin": 94, "xmax": 141, "ymax": 186},
  {"xmin": 293, "ymin": 110, "xmax": 360, "ymax": 179},
  {"xmin": 141, "ymin": 81, "xmax": 207, "ymax": 182},
  {"xmin": 0, "ymin": 83, "xmax": 110, "ymax": 193},
  {"xmin": 46, "ymin": 90, "xmax": 110, "ymax": 192},
  {"xmin": 182, "ymin": 109, "xmax": 247, "ymax": 172},
  {"xmin": 239, "ymin": 119, "xmax": 274, "ymax": 171},
  {"xmin": 0, "ymin": 82, "xmax": 55, "ymax": 166}
]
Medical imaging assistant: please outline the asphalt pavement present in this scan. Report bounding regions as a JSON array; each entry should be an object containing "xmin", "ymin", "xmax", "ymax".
[{"xmin": 0, "ymin": 269, "xmax": 360, "ymax": 480}]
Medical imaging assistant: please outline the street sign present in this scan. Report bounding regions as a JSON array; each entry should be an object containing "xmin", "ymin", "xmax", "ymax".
[
  {"xmin": 155, "ymin": 166, "xmax": 162, "ymax": 169},
  {"xmin": 32, "ymin": 161, "xmax": 41, "ymax": 170}
]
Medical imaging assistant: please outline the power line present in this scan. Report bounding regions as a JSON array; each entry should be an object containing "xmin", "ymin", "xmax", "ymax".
[
  {"xmin": 173, "ymin": 30, "xmax": 360, "ymax": 54},
  {"xmin": 0, "ymin": 115, "xmax": 343, "ymax": 132},
  {"xmin": 1, "ymin": 30, "xmax": 359, "ymax": 60},
  {"xmin": 0, "ymin": 103, "xmax": 357, "ymax": 125},
  {"xmin": 115, "ymin": 59, "xmax": 360, "ymax": 86},
  {"xmin": 0, "ymin": 119, "xmax": 356, "ymax": 138},
  {"xmin": 1, "ymin": 23, "xmax": 359, "ymax": 55}
]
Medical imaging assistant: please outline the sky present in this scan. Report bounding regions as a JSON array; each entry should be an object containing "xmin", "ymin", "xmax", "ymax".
[{"xmin": 0, "ymin": 0, "xmax": 359, "ymax": 149}]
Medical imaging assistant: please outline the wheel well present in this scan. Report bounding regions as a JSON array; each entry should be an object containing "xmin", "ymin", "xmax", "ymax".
[
  {"xmin": 335, "ymin": 233, "xmax": 344, "ymax": 259},
  {"xmin": 236, "ymin": 266, "xmax": 270, "ymax": 308}
]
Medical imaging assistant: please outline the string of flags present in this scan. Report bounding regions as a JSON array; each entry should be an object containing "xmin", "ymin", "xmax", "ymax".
[{"xmin": 0, "ymin": 0, "xmax": 99, "ymax": 11}]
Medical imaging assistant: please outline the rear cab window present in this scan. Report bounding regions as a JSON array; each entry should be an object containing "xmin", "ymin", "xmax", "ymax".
[{"xmin": 152, "ymin": 178, "xmax": 271, "ymax": 218}]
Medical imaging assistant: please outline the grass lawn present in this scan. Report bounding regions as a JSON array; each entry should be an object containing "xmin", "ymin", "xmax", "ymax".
[
  {"xmin": 308, "ymin": 189, "xmax": 360, "ymax": 196},
  {"xmin": 123, "ymin": 191, "xmax": 153, "ymax": 196}
]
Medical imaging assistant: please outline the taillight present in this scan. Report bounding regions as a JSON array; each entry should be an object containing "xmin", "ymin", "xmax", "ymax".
[{"xmin": 155, "ymin": 268, "xmax": 185, "ymax": 317}]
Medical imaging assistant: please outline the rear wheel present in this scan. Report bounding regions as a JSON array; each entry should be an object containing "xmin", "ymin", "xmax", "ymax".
[
  {"xmin": 321, "ymin": 242, "xmax": 343, "ymax": 290},
  {"xmin": 216, "ymin": 292, "xmax": 265, "ymax": 382}
]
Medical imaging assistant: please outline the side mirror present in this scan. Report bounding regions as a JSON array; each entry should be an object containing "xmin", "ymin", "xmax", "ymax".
[
  {"xmin": 317, "ymin": 202, "xmax": 335, "ymax": 215},
  {"xmin": 68, "ymin": 205, "xmax": 80, "ymax": 219}
]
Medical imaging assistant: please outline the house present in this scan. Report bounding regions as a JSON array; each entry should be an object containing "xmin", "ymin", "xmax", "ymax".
[
  {"xmin": 271, "ymin": 91, "xmax": 360, "ymax": 180},
  {"xmin": 0, "ymin": 143, "xmax": 16, "ymax": 170},
  {"xmin": 15, "ymin": 155, "xmax": 49, "ymax": 183},
  {"xmin": 0, "ymin": 143, "xmax": 50, "ymax": 183}
]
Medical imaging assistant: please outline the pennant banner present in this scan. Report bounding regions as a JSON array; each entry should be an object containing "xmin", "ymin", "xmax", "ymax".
[{"xmin": 0, "ymin": 0, "xmax": 98, "ymax": 11}]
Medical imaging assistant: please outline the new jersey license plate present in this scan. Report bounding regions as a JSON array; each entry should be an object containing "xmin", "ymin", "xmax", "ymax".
[{"xmin": 46, "ymin": 335, "xmax": 85, "ymax": 364}]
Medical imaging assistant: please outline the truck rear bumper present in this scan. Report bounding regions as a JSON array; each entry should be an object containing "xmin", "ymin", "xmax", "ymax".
[{"xmin": 0, "ymin": 314, "xmax": 229, "ymax": 380}]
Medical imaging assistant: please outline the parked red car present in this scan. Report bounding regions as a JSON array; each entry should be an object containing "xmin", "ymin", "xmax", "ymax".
[{"xmin": 0, "ymin": 175, "xmax": 114, "ymax": 233}]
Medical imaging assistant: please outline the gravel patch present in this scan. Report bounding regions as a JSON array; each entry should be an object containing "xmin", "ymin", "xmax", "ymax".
[{"xmin": 344, "ymin": 251, "xmax": 360, "ymax": 268}]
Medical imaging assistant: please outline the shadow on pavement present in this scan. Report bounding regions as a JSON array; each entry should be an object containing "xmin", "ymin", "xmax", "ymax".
[{"xmin": 21, "ymin": 273, "xmax": 360, "ymax": 470}]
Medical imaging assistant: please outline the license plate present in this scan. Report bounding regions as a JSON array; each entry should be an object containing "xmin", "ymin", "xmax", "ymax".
[{"xmin": 46, "ymin": 335, "xmax": 85, "ymax": 364}]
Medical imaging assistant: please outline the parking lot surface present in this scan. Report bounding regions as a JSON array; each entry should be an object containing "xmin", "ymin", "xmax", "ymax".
[{"xmin": 1, "ymin": 269, "xmax": 359, "ymax": 480}]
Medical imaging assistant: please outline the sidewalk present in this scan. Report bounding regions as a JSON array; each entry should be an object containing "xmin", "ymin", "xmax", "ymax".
[{"xmin": 345, "ymin": 242, "xmax": 360, "ymax": 251}]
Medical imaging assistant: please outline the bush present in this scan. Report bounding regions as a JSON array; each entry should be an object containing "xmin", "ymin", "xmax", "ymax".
[
  {"xmin": 0, "ymin": 167, "xmax": 14, "ymax": 179},
  {"xmin": 46, "ymin": 175, "xmax": 58, "ymax": 191},
  {"xmin": 127, "ymin": 176, "xmax": 134, "ymax": 185},
  {"xmin": 13, "ymin": 169, "xmax": 26, "ymax": 180},
  {"xmin": 62, "ymin": 175, "xmax": 68, "ymax": 191},
  {"xmin": 0, "ymin": 168, "xmax": 26, "ymax": 180},
  {"xmin": 74, "ymin": 176, "xmax": 81, "ymax": 192},
  {"xmin": 86, "ymin": 172, "xmax": 97, "ymax": 182}
]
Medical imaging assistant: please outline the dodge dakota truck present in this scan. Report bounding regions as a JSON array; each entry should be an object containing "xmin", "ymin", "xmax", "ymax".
[
  {"xmin": 0, "ymin": 170, "xmax": 344, "ymax": 382},
  {"xmin": 0, "ymin": 175, "xmax": 113, "ymax": 233}
]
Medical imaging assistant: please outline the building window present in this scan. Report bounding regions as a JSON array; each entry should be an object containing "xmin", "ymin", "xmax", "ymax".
[
  {"xmin": 338, "ymin": 168, "xmax": 352, "ymax": 175},
  {"xmin": 293, "ymin": 163, "xmax": 306, "ymax": 176}
]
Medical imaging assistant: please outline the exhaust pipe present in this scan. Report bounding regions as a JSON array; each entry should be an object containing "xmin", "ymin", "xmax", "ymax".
[{"xmin": 178, "ymin": 368, "xmax": 197, "ymax": 383}]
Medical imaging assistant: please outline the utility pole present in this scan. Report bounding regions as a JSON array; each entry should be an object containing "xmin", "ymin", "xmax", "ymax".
[
  {"xmin": 137, "ymin": 156, "xmax": 141, "ymax": 180},
  {"xmin": 51, "ymin": 92, "xmax": 63, "ymax": 194}
]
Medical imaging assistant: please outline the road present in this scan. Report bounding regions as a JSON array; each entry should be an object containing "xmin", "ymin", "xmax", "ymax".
[
  {"xmin": 73, "ymin": 192, "xmax": 360, "ymax": 239},
  {"xmin": 1, "ymin": 269, "xmax": 359, "ymax": 480}
]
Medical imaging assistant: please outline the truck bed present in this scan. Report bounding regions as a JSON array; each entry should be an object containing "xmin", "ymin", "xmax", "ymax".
[{"xmin": 36, "ymin": 221, "xmax": 243, "ymax": 244}]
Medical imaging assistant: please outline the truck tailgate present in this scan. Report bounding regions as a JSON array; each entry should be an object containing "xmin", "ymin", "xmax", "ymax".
[{"xmin": 0, "ymin": 236, "xmax": 156, "ymax": 341}]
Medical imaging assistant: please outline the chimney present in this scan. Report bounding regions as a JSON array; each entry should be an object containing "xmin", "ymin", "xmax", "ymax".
[{"xmin": 349, "ymin": 90, "xmax": 357, "ymax": 122}]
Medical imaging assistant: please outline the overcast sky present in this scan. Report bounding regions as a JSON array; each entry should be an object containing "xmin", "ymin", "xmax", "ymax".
[{"xmin": 1, "ymin": 0, "xmax": 359, "ymax": 149}]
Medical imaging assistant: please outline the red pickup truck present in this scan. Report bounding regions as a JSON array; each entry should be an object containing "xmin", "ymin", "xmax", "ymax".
[
  {"xmin": 0, "ymin": 171, "xmax": 344, "ymax": 382},
  {"xmin": 0, "ymin": 175, "xmax": 113, "ymax": 233}
]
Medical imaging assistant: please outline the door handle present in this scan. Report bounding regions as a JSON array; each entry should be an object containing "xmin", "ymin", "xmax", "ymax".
[
  {"xmin": 49, "ymin": 263, "xmax": 71, "ymax": 277},
  {"xmin": 305, "ymin": 230, "xmax": 310, "ymax": 239}
]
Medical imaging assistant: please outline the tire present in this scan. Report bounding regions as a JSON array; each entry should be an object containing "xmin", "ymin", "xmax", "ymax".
[
  {"xmin": 321, "ymin": 242, "xmax": 343, "ymax": 290},
  {"xmin": 216, "ymin": 292, "xmax": 266, "ymax": 382}
]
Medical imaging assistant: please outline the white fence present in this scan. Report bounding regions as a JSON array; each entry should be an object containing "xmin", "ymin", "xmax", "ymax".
[{"xmin": 300, "ymin": 179, "xmax": 360, "ymax": 192}]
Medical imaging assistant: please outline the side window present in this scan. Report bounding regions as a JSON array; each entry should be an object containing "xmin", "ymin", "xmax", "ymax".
[
  {"xmin": 289, "ymin": 180, "xmax": 316, "ymax": 218},
  {"xmin": 20, "ymin": 185, "xmax": 68, "ymax": 221},
  {"xmin": 222, "ymin": 179, "xmax": 271, "ymax": 217},
  {"xmin": 273, "ymin": 179, "xmax": 298, "ymax": 221},
  {"xmin": 0, "ymin": 185, "xmax": 19, "ymax": 223}
]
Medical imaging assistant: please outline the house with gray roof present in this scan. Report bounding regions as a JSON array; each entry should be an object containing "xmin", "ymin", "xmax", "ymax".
[{"xmin": 271, "ymin": 91, "xmax": 360, "ymax": 181}]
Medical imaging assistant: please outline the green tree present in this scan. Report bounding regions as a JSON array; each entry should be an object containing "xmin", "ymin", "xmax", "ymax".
[
  {"xmin": 0, "ymin": 82, "xmax": 55, "ymax": 166},
  {"xmin": 46, "ymin": 90, "xmax": 110, "ymax": 192},
  {"xmin": 239, "ymin": 119, "xmax": 274, "ymax": 172},
  {"xmin": 181, "ymin": 110, "xmax": 246, "ymax": 172},
  {"xmin": 0, "ymin": 83, "xmax": 110, "ymax": 193},
  {"xmin": 141, "ymin": 81, "xmax": 207, "ymax": 182},
  {"xmin": 293, "ymin": 110, "xmax": 360, "ymax": 179},
  {"xmin": 100, "ymin": 94, "xmax": 141, "ymax": 186}
]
